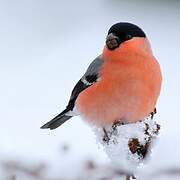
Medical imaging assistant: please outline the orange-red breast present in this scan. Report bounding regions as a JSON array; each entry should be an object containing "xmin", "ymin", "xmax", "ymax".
[{"xmin": 41, "ymin": 22, "xmax": 162, "ymax": 129}]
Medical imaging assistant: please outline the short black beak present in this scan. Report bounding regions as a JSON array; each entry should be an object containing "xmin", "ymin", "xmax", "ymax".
[{"xmin": 106, "ymin": 33, "xmax": 120, "ymax": 50}]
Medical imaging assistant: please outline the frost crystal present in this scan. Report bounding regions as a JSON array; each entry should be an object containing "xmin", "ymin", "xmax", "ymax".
[{"xmin": 93, "ymin": 117, "xmax": 160, "ymax": 173}]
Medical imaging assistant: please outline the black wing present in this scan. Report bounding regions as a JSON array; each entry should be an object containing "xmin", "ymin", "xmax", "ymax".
[
  {"xmin": 66, "ymin": 55, "xmax": 103, "ymax": 111},
  {"xmin": 41, "ymin": 55, "xmax": 103, "ymax": 130}
]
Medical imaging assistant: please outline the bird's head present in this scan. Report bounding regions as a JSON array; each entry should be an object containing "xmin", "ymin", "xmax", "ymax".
[{"xmin": 105, "ymin": 22, "xmax": 146, "ymax": 50}]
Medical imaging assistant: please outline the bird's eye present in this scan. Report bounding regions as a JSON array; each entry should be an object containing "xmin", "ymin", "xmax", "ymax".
[{"xmin": 126, "ymin": 34, "xmax": 132, "ymax": 40}]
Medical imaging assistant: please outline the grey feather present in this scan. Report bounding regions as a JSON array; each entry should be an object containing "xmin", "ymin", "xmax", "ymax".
[
  {"xmin": 69, "ymin": 55, "xmax": 103, "ymax": 103},
  {"xmin": 84, "ymin": 55, "xmax": 104, "ymax": 76}
]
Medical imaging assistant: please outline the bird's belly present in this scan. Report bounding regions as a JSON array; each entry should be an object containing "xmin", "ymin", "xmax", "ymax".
[{"xmin": 76, "ymin": 77, "xmax": 156, "ymax": 126}]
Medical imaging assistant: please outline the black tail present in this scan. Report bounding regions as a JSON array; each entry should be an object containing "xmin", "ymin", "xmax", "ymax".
[{"xmin": 41, "ymin": 110, "xmax": 72, "ymax": 130}]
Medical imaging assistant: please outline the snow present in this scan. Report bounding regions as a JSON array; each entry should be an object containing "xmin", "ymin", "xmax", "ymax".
[{"xmin": 94, "ymin": 117, "xmax": 160, "ymax": 174}]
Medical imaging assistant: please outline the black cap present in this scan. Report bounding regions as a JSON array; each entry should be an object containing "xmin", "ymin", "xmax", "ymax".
[{"xmin": 108, "ymin": 22, "xmax": 146, "ymax": 39}]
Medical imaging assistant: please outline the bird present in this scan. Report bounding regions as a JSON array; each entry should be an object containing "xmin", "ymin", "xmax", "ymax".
[{"xmin": 41, "ymin": 22, "xmax": 162, "ymax": 130}]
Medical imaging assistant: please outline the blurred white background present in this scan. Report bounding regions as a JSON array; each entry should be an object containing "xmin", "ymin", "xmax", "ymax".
[{"xmin": 0, "ymin": 0, "xmax": 180, "ymax": 179}]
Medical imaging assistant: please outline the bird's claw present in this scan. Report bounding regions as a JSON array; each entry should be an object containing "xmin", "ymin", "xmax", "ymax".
[
  {"xmin": 103, "ymin": 128, "xmax": 110, "ymax": 143},
  {"xmin": 150, "ymin": 108, "xmax": 157, "ymax": 119}
]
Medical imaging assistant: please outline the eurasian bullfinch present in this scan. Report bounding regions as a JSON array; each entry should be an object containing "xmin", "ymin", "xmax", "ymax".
[{"xmin": 41, "ymin": 22, "xmax": 162, "ymax": 130}]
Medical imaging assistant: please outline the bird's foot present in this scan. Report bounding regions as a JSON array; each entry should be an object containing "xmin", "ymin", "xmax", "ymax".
[
  {"xmin": 102, "ymin": 128, "xmax": 110, "ymax": 143},
  {"xmin": 112, "ymin": 121, "xmax": 126, "ymax": 130},
  {"xmin": 103, "ymin": 121, "xmax": 127, "ymax": 144},
  {"xmin": 150, "ymin": 107, "xmax": 157, "ymax": 119}
]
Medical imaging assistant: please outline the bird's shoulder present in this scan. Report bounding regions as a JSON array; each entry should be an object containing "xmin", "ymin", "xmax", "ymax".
[{"xmin": 66, "ymin": 55, "xmax": 104, "ymax": 111}]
